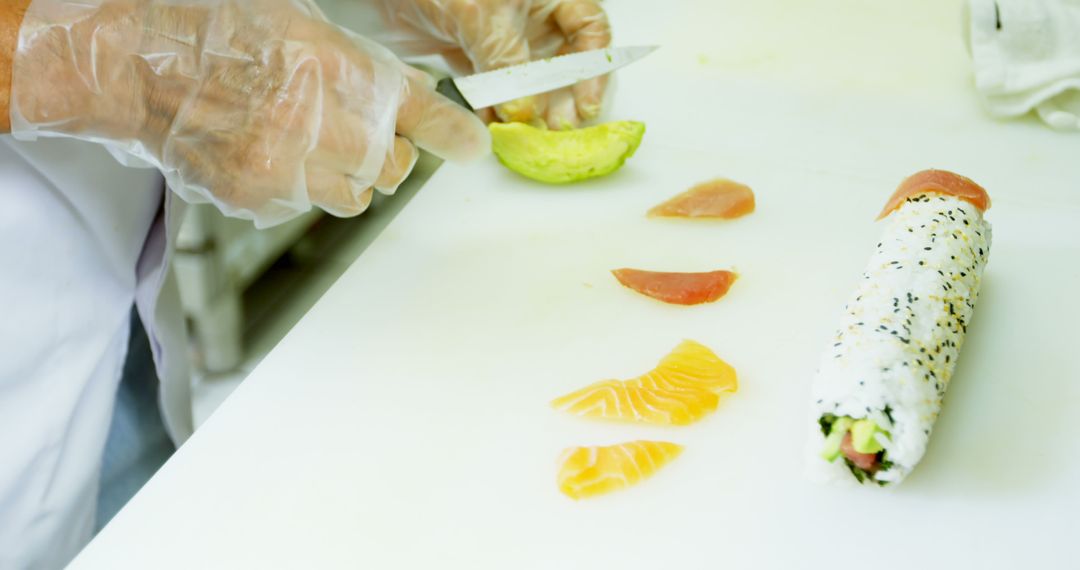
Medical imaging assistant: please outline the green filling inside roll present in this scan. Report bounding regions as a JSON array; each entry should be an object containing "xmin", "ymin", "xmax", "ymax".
[
  {"xmin": 820, "ymin": 416, "xmax": 853, "ymax": 461},
  {"xmin": 819, "ymin": 415, "xmax": 893, "ymax": 485},
  {"xmin": 850, "ymin": 419, "xmax": 886, "ymax": 453}
]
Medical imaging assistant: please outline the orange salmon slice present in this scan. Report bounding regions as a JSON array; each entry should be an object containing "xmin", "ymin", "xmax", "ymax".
[
  {"xmin": 552, "ymin": 340, "xmax": 737, "ymax": 426},
  {"xmin": 557, "ymin": 441, "xmax": 684, "ymax": 499},
  {"xmin": 878, "ymin": 169, "xmax": 990, "ymax": 219},
  {"xmin": 648, "ymin": 178, "xmax": 755, "ymax": 219},
  {"xmin": 612, "ymin": 268, "xmax": 737, "ymax": 306}
]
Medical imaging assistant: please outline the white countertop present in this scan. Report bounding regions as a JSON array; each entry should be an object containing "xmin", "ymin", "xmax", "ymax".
[{"xmin": 72, "ymin": 1, "xmax": 1080, "ymax": 568}]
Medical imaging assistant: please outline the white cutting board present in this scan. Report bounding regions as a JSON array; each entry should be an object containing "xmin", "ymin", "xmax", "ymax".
[{"xmin": 74, "ymin": 1, "xmax": 1080, "ymax": 568}]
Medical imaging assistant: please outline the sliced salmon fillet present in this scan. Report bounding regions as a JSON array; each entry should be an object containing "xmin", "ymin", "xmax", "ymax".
[
  {"xmin": 647, "ymin": 178, "xmax": 755, "ymax": 219},
  {"xmin": 557, "ymin": 441, "xmax": 683, "ymax": 499},
  {"xmin": 877, "ymin": 169, "xmax": 991, "ymax": 219},
  {"xmin": 612, "ymin": 268, "xmax": 737, "ymax": 306},
  {"xmin": 550, "ymin": 380, "xmax": 719, "ymax": 426},
  {"xmin": 634, "ymin": 340, "xmax": 738, "ymax": 394},
  {"xmin": 840, "ymin": 433, "xmax": 879, "ymax": 472},
  {"xmin": 552, "ymin": 340, "xmax": 737, "ymax": 426}
]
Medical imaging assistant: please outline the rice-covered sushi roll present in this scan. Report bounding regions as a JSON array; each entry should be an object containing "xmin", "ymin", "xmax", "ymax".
[{"xmin": 807, "ymin": 170, "xmax": 992, "ymax": 486}]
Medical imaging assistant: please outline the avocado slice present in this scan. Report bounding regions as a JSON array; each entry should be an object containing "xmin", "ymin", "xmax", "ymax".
[
  {"xmin": 489, "ymin": 121, "xmax": 646, "ymax": 184},
  {"xmin": 850, "ymin": 419, "xmax": 889, "ymax": 454},
  {"xmin": 820, "ymin": 417, "xmax": 854, "ymax": 461}
]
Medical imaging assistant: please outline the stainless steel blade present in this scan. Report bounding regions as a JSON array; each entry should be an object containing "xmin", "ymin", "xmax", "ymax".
[{"xmin": 451, "ymin": 45, "xmax": 658, "ymax": 110}]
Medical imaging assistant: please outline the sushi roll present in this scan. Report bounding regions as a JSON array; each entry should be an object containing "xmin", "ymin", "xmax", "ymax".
[{"xmin": 807, "ymin": 170, "xmax": 992, "ymax": 486}]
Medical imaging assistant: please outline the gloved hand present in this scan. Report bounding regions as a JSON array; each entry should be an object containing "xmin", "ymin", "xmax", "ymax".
[
  {"xmin": 10, "ymin": 0, "xmax": 490, "ymax": 227},
  {"xmin": 377, "ymin": 0, "xmax": 612, "ymax": 129}
]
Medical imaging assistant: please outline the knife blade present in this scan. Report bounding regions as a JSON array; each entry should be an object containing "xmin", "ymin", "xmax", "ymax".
[{"xmin": 436, "ymin": 45, "xmax": 658, "ymax": 111}]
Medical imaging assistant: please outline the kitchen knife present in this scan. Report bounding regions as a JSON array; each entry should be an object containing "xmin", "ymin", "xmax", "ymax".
[{"xmin": 435, "ymin": 45, "xmax": 658, "ymax": 111}]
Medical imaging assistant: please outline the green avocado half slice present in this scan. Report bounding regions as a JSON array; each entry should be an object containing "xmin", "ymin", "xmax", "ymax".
[{"xmin": 489, "ymin": 121, "xmax": 646, "ymax": 184}]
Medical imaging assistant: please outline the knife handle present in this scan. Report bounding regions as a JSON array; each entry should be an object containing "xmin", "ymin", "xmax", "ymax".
[{"xmin": 436, "ymin": 77, "xmax": 474, "ymax": 112}]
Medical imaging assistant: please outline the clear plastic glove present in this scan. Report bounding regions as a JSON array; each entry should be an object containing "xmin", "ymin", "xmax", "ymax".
[
  {"xmin": 377, "ymin": 0, "xmax": 612, "ymax": 129},
  {"xmin": 10, "ymin": 0, "xmax": 490, "ymax": 227}
]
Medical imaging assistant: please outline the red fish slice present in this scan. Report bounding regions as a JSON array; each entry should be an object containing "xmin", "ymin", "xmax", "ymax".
[
  {"xmin": 840, "ymin": 433, "xmax": 879, "ymax": 472},
  {"xmin": 877, "ymin": 169, "xmax": 991, "ymax": 219},
  {"xmin": 611, "ymin": 268, "xmax": 737, "ymax": 305},
  {"xmin": 647, "ymin": 179, "xmax": 755, "ymax": 219}
]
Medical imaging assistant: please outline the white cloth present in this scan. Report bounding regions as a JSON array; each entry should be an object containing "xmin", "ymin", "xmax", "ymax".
[
  {"xmin": 967, "ymin": 0, "xmax": 1080, "ymax": 130},
  {"xmin": 0, "ymin": 137, "xmax": 192, "ymax": 569}
]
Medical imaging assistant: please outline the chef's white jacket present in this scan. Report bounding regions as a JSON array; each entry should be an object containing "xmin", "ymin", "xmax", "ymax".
[{"xmin": 0, "ymin": 136, "xmax": 193, "ymax": 569}]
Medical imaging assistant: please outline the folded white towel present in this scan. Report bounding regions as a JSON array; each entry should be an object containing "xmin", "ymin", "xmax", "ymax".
[{"xmin": 967, "ymin": 0, "xmax": 1080, "ymax": 130}]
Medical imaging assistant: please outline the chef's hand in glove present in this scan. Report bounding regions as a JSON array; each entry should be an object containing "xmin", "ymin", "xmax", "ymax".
[
  {"xmin": 9, "ymin": 0, "xmax": 490, "ymax": 227},
  {"xmin": 378, "ymin": 0, "xmax": 612, "ymax": 129}
]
